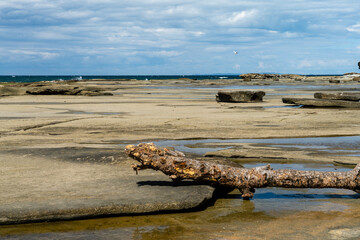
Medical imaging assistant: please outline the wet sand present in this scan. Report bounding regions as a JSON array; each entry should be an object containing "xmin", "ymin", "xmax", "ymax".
[{"xmin": 1, "ymin": 76, "xmax": 360, "ymax": 239}]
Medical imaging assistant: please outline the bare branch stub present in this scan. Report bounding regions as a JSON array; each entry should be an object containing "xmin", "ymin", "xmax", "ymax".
[{"xmin": 125, "ymin": 143, "xmax": 360, "ymax": 199}]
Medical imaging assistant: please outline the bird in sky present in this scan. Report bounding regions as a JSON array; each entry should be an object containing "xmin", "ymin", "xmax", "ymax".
[{"xmin": 233, "ymin": 51, "xmax": 238, "ymax": 55}]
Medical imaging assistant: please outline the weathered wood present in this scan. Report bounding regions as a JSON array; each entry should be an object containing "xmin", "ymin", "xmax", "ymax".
[{"xmin": 125, "ymin": 143, "xmax": 360, "ymax": 200}]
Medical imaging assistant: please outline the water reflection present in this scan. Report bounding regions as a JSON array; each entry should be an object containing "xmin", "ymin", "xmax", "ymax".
[
  {"xmin": 2, "ymin": 136, "xmax": 360, "ymax": 239},
  {"xmin": 149, "ymin": 135, "xmax": 360, "ymax": 157},
  {"xmin": 1, "ymin": 186, "xmax": 359, "ymax": 239}
]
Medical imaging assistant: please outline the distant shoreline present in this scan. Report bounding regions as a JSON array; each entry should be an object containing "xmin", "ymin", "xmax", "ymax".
[{"xmin": 0, "ymin": 73, "xmax": 351, "ymax": 83}]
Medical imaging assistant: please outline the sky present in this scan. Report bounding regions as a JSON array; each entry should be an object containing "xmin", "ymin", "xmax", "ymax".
[{"xmin": 0, "ymin": 0, "xmax": 359, "ymax": 75}]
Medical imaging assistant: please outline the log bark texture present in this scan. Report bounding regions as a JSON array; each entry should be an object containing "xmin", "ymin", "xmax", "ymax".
[{"xmin": 125, "ymin": 143, "xmax": 360, "ymax": 199}]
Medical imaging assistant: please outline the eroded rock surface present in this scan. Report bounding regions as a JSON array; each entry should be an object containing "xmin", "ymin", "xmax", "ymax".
[
  {"xmin": 26, "ymin": 86, "xmax": 113, "ymax": 96},
  {"xmin": 216, "ymin": 90, "xmax": 265, "ymax": 103},
  {"xmin": 0, "ymin": 149, "xmax": 214, "ymax": 225},
  {"xmin": 314, "ymin": 92, "xmax": 360, "ymax": 101},
  {"xmin": 283, "ymin": 98, "xmax": 360, "ymax": 108}
]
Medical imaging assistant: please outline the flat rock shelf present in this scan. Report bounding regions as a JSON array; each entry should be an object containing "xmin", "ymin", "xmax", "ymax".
[
  {"xmin": 282, "ymin": 97, "xmax": 360, "ymax": 108},
  {"xmin": 0, "ymin": 151, "xmax": 214, "ymax": 225}
]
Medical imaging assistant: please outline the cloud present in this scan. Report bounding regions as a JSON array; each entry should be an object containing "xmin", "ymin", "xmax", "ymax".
[
  {"xmin": 146, "ymin": 50, "xmax": 183, "ymax": 57},
  {"xmin": 219, "ymin": 9, "xmax": 259, "ymax": 26},
  {"xmin": 0, "ymin": 0, "xmax": 360, "ymax": 74},
  {"xmin": 347, "ymin": 23, "xmax": 360, "ymax": 33},
  {"xmin": 9, "ymin": 49, "xmax": 59, "ymax": 59},
  {"xmin": 258, "ymin": 61, "xmax": 265, "ymax": 69},
  {"xmin": 298, "ymin": 59, "xmax": 351, "ymax": 69}
]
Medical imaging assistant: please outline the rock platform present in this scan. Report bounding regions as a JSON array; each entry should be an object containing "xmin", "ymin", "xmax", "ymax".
[{"xmin": 0, "ymin": 148, "xmax": 214, "ymax": 225}]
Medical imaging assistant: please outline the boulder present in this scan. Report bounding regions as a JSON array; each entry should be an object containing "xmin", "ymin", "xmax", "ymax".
[
  {"xmin": 26, "ymin": 86, "xmax": 113, "ymax": 96},
  {"xmin": 0, "ymin": 87, "xmax": 25, "ymax": 97},
  {"xmin": 314, "ymin": 92, "xmax": 360, "ymax": 101},
  {"xmin": 282, "ymin": 97, "xmax": 360, "ymax": 108},
  {"xmin": 240, "ymin": 73, "xmax": 264, "ymax": 79},
  {"xmin": 329, "ymin": 79, "xmax": 341, "ymax": 84},
  {"xmin": 216, "ymin": 90, "xmax": 265, "ymax": 103},
  {"xmin": 239, "ymin": 73, "xmax": 302, "ymax": 80},
  {"xmin": 26, "ymin": 87, "xmax": 82, "ymax": 95}
]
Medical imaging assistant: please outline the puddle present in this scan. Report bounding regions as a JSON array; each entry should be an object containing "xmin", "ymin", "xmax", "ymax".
[
  {"xmin": 145, "ymin": 84, "xmax": 360, "ymax": 92},
  {"xmin": 0, "ymin": 117, "xmax": 31, "ymax": 120},
  {"xmin": 263, "ymin": 105, "xmax": 303, "ymax": 109},
  {"xmin": 1, "ymin": 170, "xmax": 358, "ymax": 240},
  {"xmin": 243, "ymin": 162, "xmax": 342, "ymax": 171},
  {"xmin": 58, "ymin": 110, "xmax": 123, "ymax": 115},
  {"xmin": 148, "ymin": 135, "xmax": 360, "ymax": 157},
  {"xmin": 267, "ymin": 93, "xmax": 311, "ymax": 96},
  {"xmin": 3, "ymin": 135, "xmax": 360, "ymax": 239}
]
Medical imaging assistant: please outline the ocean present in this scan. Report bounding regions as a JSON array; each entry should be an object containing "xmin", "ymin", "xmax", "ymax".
[{"xmin": 0, "ymin": 75, "xmax": 242, "ymax": 83}]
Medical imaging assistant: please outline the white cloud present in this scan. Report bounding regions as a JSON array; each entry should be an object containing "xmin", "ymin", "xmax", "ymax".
[
  {"xmin": 147, "ymin": 50, "xmax": 183, "ymax": 57},
  {"xmin": 347, "ymin": 23, "xmax": 360, "ymax": 33},
  {"xmin": 258, "ymin": 61, "xmax": 265, "ymax": 69},
  {"xmin": 298, "ymin": 59, "xmax": 350, "ymax": 69},
  {"xmin": 9, "ymin": 49, "xmax": 59, "ymax": 59},
  {"xmin": 0, "ymin": 0, "xmax": 360, "ymax": 74},
  {"xmin": 299, "ymin": 59, "xmax": 313, "ymax": 68},
  {"xmin": 283, "ymin": 31, "xmax": 299, "ymax": 38},
  {"xmin": 219, "ymin": 9, "xmax": 259, "ymax": 26},
  {"xmin": 205, "ymin": 46, "xmax": 231, "ymax": 52}
]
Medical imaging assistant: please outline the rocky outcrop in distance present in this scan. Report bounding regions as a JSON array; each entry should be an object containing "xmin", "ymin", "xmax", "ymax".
[
  {"xmin": 0, "ymin": 81, "xmax": 113, "ymax": 97},
  {"xmin": 240, "ymin": 73, "xmax": 303, "ymax": 80},
  {"xmin": 314, "ymin": 92, "xmax": 360, "ymax": 101},
  {"xmin": 216, "ymin": 90, "xmax": 265, "ymax": 103},
  {"xmin": 283, "ymin": 92, "xmax": 360, "ymax": 108},
  {"xmin": 26, "ymin": 86, "xmax": 113, "ymax": 96}
]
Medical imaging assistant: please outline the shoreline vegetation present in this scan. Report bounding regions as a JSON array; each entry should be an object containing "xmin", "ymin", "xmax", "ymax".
[{"xmin": 1, "ymin": 72, "xmax": 360, "ymax": 238}]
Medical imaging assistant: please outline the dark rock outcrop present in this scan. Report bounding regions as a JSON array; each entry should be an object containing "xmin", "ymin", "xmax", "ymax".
[
  {"xmin": 240, "ymin": 73, "xmax": 302, "ymax": 80},
  {"xmin": 26, "ymin": 86, "xmax": 113, "ymax": 96},
  {"xmin": 329, "ymin": 79, "xmax": 341, "ymax": 84},
  {"xmin": 216, "ymin": 90, "xmax": 265, "ymax": 103}
]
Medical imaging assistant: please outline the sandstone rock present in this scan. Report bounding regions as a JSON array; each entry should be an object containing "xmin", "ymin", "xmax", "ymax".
[
  {"xmin": 0, "ymin": 148, "xmax": 215, "ymax": 225},
  {"xmin": 26, "ymin": 87, "xmax": 82, "ymax": 95},
  {"xmin": 344, "ymin": 72, "xmax": 358, "ymax": 75},
  {"xmin": 0, "ymin": 87, "xmax": 25, "ymax": 97},
  {"xmin": 240, "ymin": 73, "xmax": 265, "ymax": 79},
  {"xmin": 314, "ymin": 92, "xmax": 360, "ymax": 101},
  {"xmin": 216, "ymin": 90, "xmax": 265, "ymax": 103},
  {"xmin": 239, "ymin": 73, "xmax": 302, "ymax": 80},
  {"xmin": 26, "ymin": 86, "xmax": 113, "ymax": 96},
  {"xmin": 329, "ymin": 79, "xmax": 341, "ymax": 84},
  {"xmin": 282, "ymin": 97, "xmax": 360, "ymax": 108},
  {"xmin": 328, "ymin": 227, "xmax": 360, "ymax": 239}
]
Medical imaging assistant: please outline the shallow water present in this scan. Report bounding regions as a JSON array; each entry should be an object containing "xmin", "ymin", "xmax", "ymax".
[
  {"xmin": 1, "ymin": 166, "xmax": 359, "ymax": 240},
  {"xmin": 149, "ymin": 135, "xmax": 360, "ymax": 157},
  {"xmin": 145, "ymin": 84, "xmax": 360, "ymax": 92},
  {"xmin": 1, "ymin": 139, "xmax": 360, "ymax": 239}
]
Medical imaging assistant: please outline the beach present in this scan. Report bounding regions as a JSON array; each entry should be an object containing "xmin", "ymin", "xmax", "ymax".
[{"xmin": 1, "ymin": 75, "xmax": 360, "ymax": 239}]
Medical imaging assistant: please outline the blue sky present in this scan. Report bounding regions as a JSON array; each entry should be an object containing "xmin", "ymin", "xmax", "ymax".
[{"xmin": 0, "ymin": 0, "xmax": 359, "ymax": 75}]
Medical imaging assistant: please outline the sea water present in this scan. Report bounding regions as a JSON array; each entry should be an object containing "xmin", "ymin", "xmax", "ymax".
[{"xmin": 0, "ymin": 75, "xmax": 242, "ymax": 83}]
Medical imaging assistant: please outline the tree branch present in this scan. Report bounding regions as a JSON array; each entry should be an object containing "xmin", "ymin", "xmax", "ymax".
[{"xmin": 125, "ymin": 143, "xmax": 360, "ymax": 199}]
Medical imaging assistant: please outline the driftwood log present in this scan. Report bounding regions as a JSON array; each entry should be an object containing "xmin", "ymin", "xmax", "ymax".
[{"xmin": 125, "ymin": 143, "xmax": 360, "ymax": 199}]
